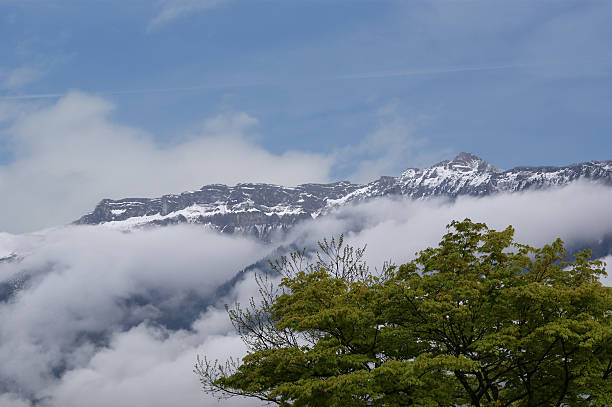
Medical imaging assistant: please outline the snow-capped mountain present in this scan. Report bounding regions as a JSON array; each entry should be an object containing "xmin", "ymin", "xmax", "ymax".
[
  {"xmin": 75, "ymin": 153, "xmax": 612, "ymax": 240},
  {"xmin": 75, "ymin": 182, "xmax": 362, "ymax": 239}
]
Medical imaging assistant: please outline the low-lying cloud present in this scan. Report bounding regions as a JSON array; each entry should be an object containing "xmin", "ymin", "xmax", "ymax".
[
  {"xmin": 47, "ymin": 277, "xmax": 262, "ymax": 407},
  {"xmin": 0, "ymin": 182, "xmax": 610, "ymax": 406},
  {"xmin": 287, "ymin": 181, "xmax": 612, "ymax": 278},
  {"xmin": 0, "ymin": 226, "xmax": 269, "ymax": 406}
]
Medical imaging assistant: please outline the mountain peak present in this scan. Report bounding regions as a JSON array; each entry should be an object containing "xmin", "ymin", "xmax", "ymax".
[
  {"xmin": 438, "ymin": 152, "xmax": 502, "ymax": 173},
  {"xmin": 451, "ymin": 152, "xmax": 484, "ymax": 163}
]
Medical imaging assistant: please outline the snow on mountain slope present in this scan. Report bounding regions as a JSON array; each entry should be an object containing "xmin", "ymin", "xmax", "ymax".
[
  {"xmin": 75, "ymin": 153, "xmax": 612, "ymax": 240},
  {"xmin": 76, "ymin": 182, "xmax": 362, "ymax": 239}
]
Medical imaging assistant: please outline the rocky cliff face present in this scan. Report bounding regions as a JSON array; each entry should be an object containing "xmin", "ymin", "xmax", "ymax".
[
  {"xmin": 75, "ymin": 153, "xmax": 612, "ymax": 240},
  {"xmin": 75, "ymin": 182, "xmax": 362, "ymax": 239}
]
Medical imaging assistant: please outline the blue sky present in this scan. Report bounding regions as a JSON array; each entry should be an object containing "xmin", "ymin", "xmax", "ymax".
[{"xmin": 0, "ymin": 0, "xmax": 611, "ymax": 231}]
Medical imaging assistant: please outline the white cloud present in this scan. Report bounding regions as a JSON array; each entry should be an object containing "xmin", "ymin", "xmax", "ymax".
[
  {"xmin": 0, "ymin": 182, "xmax": 611, "ymax": 405},
  {"xmin": 0, "ymin": 100, "xmax": 37, "ymax": 124},
  {"xmin": 287, "ymin": 182, "xmax": 612, "ymax": 272},
  {"xmin": 149, "ymin": 0, "xmax": 228, "ymax": 29},
  {"xmin": 0, "ymin": 394, "xmax": 33, "ymax": 407},
  {"xmin": 0, "ymin": 92, "xmax": 333, "ymax": 233},
  {"xmin": 50, "ymin": 323, "xmax": 255, "ymax": 407},
  {"xmin": 47, "ymin": 269, "xmax": 275, "ymax": 407},
  {"xmin": 0, "ymin": 225, "xmax": 268, "ymax": 405}
]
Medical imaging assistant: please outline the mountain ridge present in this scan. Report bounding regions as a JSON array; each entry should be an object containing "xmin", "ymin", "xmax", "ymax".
[{"xmin": 75, "ymin": 153, "xmax": 612, "ymax": 240}]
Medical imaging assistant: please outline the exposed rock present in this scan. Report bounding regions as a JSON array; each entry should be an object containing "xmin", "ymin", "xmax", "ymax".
[{"xmin": 75, "ymin": 153, "xmax": 612, "ymax": 241}]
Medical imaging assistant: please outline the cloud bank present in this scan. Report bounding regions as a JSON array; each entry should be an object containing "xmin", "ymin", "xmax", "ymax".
[
  {"xmin": 0, "ymin": 182, "xmax": 610, "ymax": 406},
  {"xmin": 0, "ymin": 226, "xmax": 268, "ymax": 406},
  {"xmin": 0, "ymin": 92, "xmax": 333, "ymax": 233},
  {"xmin": 286, "ymin": 181, "xmax": 612, "ymax": 278}
]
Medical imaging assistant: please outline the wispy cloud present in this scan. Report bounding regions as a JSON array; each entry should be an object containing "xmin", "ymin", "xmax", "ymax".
[
  {"xmin": 333, "ymin": 102, "xmax": 449, "ymax": 183},
  {"xmin": 2, "ymin": 66, "xmax": 43, "ymax": 89},
  {"xmin": 149, "ymin": 0, "xmax": 228, "ymax": 29},
  {"xmin": 337, "ymin": 59, "xmax": 610, "ymax": 81},
  {"xmin": 519, "ymin": 3, "xmax": 612, "ymax": 79},
  {"xmin": 1, "ymin": 53, "xmax": 72, "ymax": 94},
  {"xmin": 0, "ymin": 66, "xmax": 44, "ymax": 90}
]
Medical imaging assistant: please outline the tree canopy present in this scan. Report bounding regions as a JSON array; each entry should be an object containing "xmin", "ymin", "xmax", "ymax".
[{"xmin": 196, "ymin": 219, "xmax": 611, "ymax": 406}]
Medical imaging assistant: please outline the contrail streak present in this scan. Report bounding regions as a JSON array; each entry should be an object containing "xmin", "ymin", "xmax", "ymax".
[
  {"xmin": 337, "ymin": 63, "xmax": 529, "ymax": 80},
  {"xmin": 0, "ymin": 92, "xmax": 66, "ymax": 100},
  {"xmin": 0, "ymin": 81, "xmax": 262, "ymax": 101},
  {"xmin": 0, "ymin": 63, "xmax": 529, "ymax": 101}
]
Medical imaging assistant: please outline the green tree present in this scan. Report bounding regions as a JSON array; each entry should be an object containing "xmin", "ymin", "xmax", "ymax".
[{"xmin": 196, "ymin": 220, "xmax": 611, "ymax": 406}]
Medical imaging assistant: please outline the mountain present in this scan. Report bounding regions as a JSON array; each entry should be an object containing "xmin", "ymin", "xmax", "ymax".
[{"xmin": 75, "ymin": 153, "xmax": 612, "ymax": 240}]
